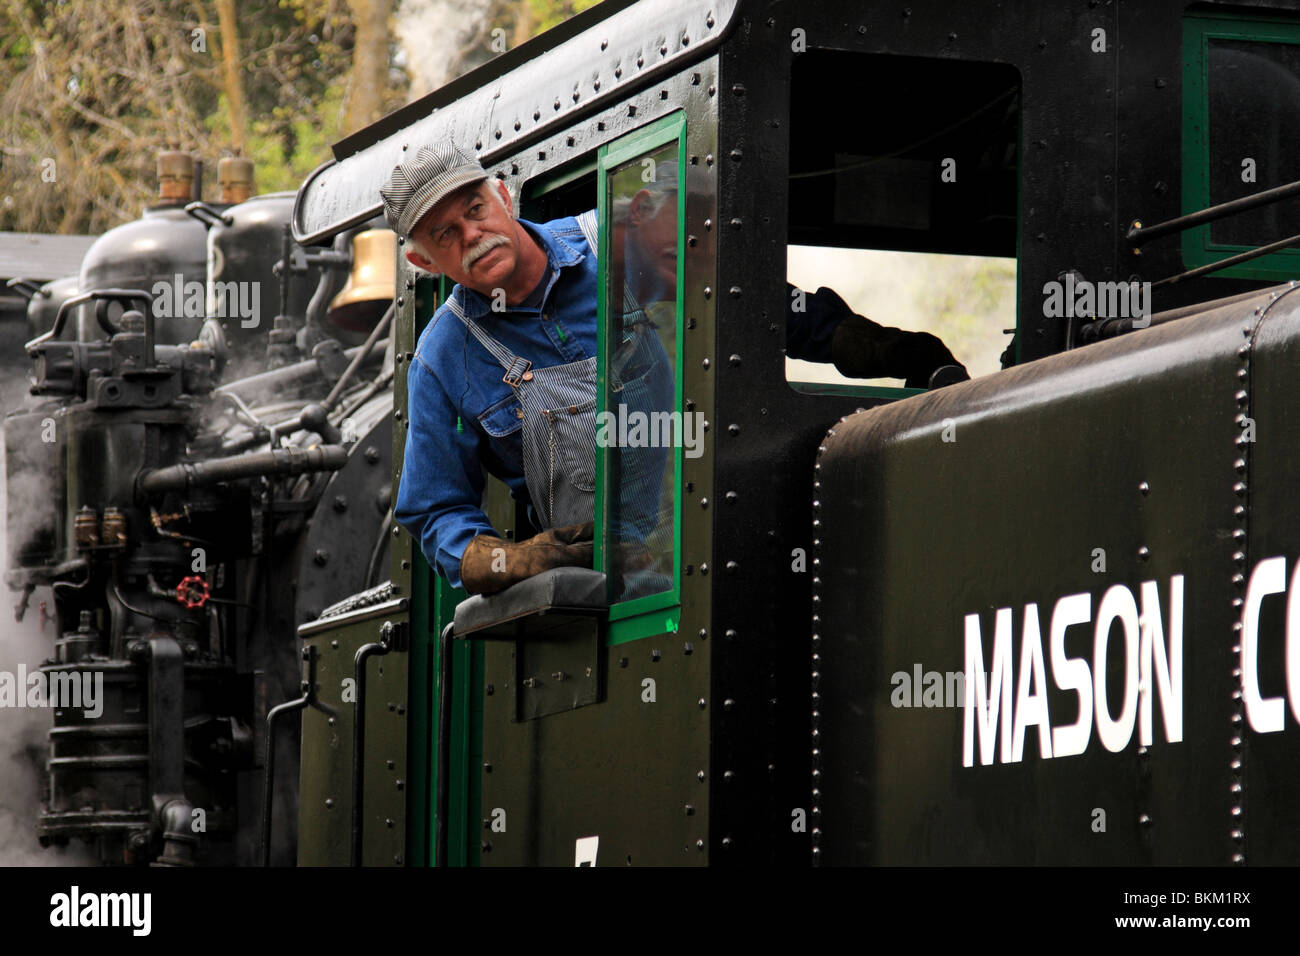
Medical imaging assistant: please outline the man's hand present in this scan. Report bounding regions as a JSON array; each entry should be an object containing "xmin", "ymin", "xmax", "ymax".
[
  {"xmin": 459, "ymin": 521, "xmax": 595, "ymax": 595},
  {"xmin": 821, "ymin": 287, "xmax": 969, "ymax": 387}
]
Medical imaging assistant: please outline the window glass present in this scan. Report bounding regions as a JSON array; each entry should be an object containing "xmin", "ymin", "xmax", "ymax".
[
  {"xmin": 601, "ymin": 140, "xmax": 679, "ymax": 604},
  {"xmin": 1206, "ymin": 39, "xmax": 1300, "ymax": 246}
]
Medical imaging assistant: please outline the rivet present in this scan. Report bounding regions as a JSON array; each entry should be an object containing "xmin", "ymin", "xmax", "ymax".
[
  {"xmin": 1138, "ymin": 546, "xmax": 1150, "ymax": 561},
  {"xmin": 1138, "ymin": 481, "xmax": 1149, "ymax": 495},
  {"xmin": 728, "ymin": 353, "xmax": 742, "ymax": 366},
  {"xmin": 326, "ymin": 798, "xmax": 335, "ymax": 809},
  {"xmin": 698, "ymin": 698, "xmax": 707, "ymax": 709}
]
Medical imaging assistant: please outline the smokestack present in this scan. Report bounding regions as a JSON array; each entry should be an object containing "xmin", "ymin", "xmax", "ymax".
[
  {"xmin": 218, "ymin": 156, "xmax": 255, "ymax": 204},
  {"xmin": 157, "ymin": 150, "xmax": 195, "ymax": 203}
]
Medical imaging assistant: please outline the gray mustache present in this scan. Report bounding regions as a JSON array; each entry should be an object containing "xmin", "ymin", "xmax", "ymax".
[{"xmin": 463, "ymin": 234, "xmax": 509, "ymax": 272}]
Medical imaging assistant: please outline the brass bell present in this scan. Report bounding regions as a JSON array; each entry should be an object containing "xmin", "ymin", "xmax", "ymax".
[{"xmin": 328, "ymin": 229, "xmax": 397, "ymax": 333}]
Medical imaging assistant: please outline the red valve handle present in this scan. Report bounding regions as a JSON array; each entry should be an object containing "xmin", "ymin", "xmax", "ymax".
[{"xmin": 175, "ymin": 575, "xmax": 210, "ymax": 609}]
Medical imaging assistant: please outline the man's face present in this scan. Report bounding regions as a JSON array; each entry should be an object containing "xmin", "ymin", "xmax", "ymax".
[
  {"xmin": 405, "ymin": 179, "xmax": 522, "ymax": 294},
  {"xmin": 629, "ymin": 188, "xmax": 678, "ymax": 295}
]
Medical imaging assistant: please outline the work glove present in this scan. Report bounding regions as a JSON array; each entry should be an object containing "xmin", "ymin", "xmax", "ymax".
[
  {"xmin": 821, "ymin": 287, "xmax": 969, "ymax": 388},
  {"xmin": 459, "ymin": 521, "xmax": 594, "ymax": 596}
]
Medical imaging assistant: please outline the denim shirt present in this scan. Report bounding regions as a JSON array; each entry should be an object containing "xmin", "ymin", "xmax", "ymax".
[
  {"xmin": 395, "ymin": 210, "xmax": 845, "ymax": 589},
  {"xmin": 394, "ymin": 214, "xmax": 598, "ymax": 589}
]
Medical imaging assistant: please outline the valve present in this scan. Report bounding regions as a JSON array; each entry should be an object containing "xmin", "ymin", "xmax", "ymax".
[{"xmin": 175, "ymin": 575, "xmax": 210, "ymax": 609}]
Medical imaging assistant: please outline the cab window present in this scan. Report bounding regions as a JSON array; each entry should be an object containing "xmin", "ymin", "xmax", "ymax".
[
  {"xmin": 596, "ymin": 116, "xmax": 684, "ymax": 621},
  {"xmin": 786, "ymin": 51, "xmax": 1020, "ymax": 389}
]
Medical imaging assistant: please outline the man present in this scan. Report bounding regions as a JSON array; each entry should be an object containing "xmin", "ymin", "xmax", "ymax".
[{"xmin": 386, "ymin": 144, "xmax": 964, "ymax": 596}]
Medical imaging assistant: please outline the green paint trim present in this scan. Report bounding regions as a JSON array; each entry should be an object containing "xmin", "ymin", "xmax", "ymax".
[
  {"xmin": 405, "ymin": 552, "xmax": 431, "ymax": 866},
  {"xmin": 608, "ymin": 605, "xmax": 681, "ymax": 646},
  {"xmin": 1182, "ymin": 11, "xmax": 1300, "ymax": 281},
  {"xmin": 595, "ymin": 112, "xmax": 687, "ymax": 627},
  {"xmin": 523, "ymin": 156, "xmax": 598, "ymax": 200}
]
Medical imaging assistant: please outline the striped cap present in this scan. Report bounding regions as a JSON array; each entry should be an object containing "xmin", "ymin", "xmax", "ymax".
[{"xmin": 379, "ymin": 143, "xmax": 488, "ymax": 237}]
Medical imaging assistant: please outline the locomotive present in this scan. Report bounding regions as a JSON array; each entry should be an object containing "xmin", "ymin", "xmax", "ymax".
[
  {"xmin": 283, "ymin": 0, "xmax": 1300, "ymax": 867},
  {"xmin": 3, "ymin": 150, "xmax": 398, "ymax": 866},
  {"xmin": 16, "ymin": 0, "xmax": 1300, "ymax": 870}
]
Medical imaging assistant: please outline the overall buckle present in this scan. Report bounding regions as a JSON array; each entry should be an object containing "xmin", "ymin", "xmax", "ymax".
[{"xmin": 503, "ymin": 357, "xmax": 533, "ymax": 387}]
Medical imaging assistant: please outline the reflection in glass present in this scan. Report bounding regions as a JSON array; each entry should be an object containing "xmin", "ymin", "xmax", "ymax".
[{"xmin": 603, "ymin": 142, "xmax": 679, "ymax": 603}]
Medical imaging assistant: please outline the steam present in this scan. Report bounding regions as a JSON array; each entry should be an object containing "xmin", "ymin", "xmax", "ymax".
[
  {"xmin": 0, "ymin": 372, "xmax": 93, "ymax": 865},
  {"xmin": 395, "ymin": 0, "xmax": 496, "ymax": 98}
]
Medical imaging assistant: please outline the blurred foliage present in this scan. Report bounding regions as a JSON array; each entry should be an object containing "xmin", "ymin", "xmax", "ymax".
[
  {"xmin": 528, "ymin": 0, "xmax": 600, "ymax": 32},
  {"xmin": 0, "ymin": 0, "xmax": 628, "ymax": 237},
  {"xmin": 0, "ymin": 0, "xmax": 408, "ymax": 234}
]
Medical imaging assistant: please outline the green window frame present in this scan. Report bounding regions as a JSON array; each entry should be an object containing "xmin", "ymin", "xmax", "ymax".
[
  {"xmin": 595, "ymin": 111, "xmax": 686, "ymax": 645},
  {"xmin": 1183, "ymin": 9, "xmax": 1300, "ymax": 280}
]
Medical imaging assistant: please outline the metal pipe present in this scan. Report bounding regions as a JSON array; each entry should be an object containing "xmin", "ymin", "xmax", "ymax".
[
  {"xmin": 323, "ymin": 302, "xmax": 395, "ymax": 412},
  {"xmin": 25, "ymin": 288, "xmax": 150, "ymax": 351},
  {"xmin": 1151, "ymin": 233, "xmax": 1300, "ymax": 288},
  {"xmin": 261, "ymin": 646, "xmax": 317, "ymax": 867},
  {"xmin": 1127, "ymin": 178, "xmax": 1300, "ymax": 247},
  {"xmin": 213, "ymin": 341, "xmax": 383, "ymax": 404},
  {"xmin": 138, "ymin": 445, "xmax": 348, "ymax": 496},
  {"xmin": 350, "ymin": 631, "xmax": 393, "ymax": 867}
]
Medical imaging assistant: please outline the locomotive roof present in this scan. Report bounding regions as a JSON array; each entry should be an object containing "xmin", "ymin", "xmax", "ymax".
[
  {"xmin": 292, "ymin": 0, "xmax": 739, "ymax": 245},
  {"xmin": 0, "ymin": 231, "xmax": 97, "ymax": 283}
]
